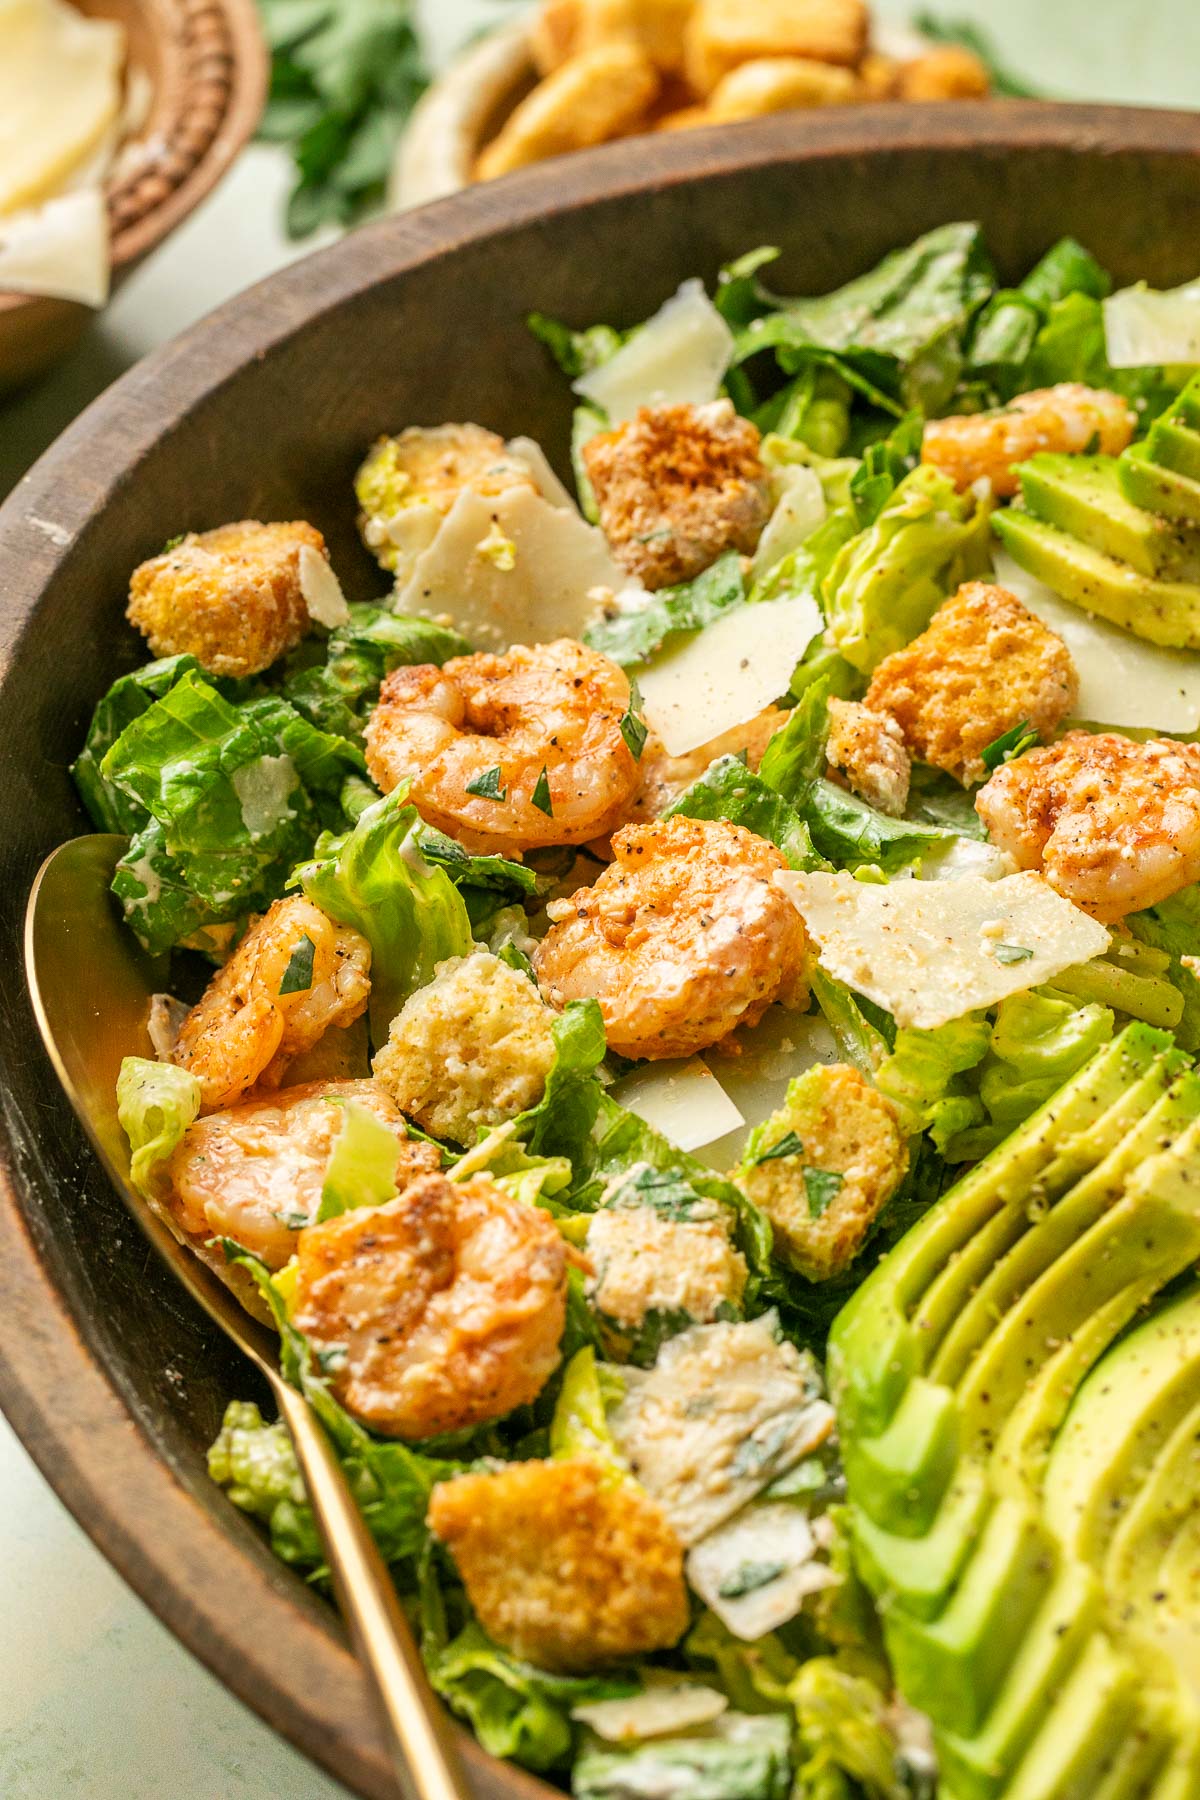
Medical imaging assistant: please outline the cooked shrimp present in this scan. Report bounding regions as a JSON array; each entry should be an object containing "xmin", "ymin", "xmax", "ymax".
[
  {"xmin": 921, "ymin": 384, "xmax": 1135, "ymax": 498},
  {"xmin": 533, "ymin": 815, "xmax": 807, "ymax": 1059},
  {"xmin": 170, "ymin": 897, "xmax": 371, "ymax": 1112},
  {"xmin": 363, "ymin": 639, "xmax": 640, "ymax": 856},
  {"xmin": 976, "ymin": 730, "xmax": 1200, "ymax": 922},
  {"xmin": 164, "ymin": 1079, "xmax": 440, "ymax": 1269},
  {"xmin": 292, "ymin": 1173, "xmax": 568, "ymax": 1438}
]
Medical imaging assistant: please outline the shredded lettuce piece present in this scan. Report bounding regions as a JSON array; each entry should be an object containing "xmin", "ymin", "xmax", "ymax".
[
  {"xmin": 549, "ymin": 1346, "xmax": 627, "ymax": 1471},
  {"xmin": 574, "ymin": 1713, "xmax": 794, "ymax": 1800},
  {"xmin": 790, "ymin": 1659, "xmax": 914, "ymax": 1800},
  {"xmin": 967, "ymin": 236, "xmax": 1110, "ymax": 398},
  {"xmin": 665, "ymin": 754, "xmax": 821, "ymax": 872},
  {"xmin": 294, "ymin": 787, "xmax": 473, "ymax": 1044},
  {"xmin": 116, "ymin": 1056, "xmax": 201, "ymax": 1196},
  {"xmin": 875, "ymin": 1016, "xmax": 992, "ymax": 1151},
  {"xmin": 316, "ymin": 1099, "xmax": 402, "ymax": 1222},
  {"xmin": 511, "ymin": 998, "xmax": 607, "ymax": 1165},
  {"xmin": 527, "ymin": 312, "xmax": 626, "ymax": 380}
]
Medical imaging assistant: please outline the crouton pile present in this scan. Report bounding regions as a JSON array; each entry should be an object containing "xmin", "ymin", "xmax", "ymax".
[{"xmin": 476, "ymin": 0, "xmax": 991, "ymax": 182}]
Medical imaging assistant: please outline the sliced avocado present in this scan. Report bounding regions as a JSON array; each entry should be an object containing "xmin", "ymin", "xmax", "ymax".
[
  {"xmin": 1119, "ymin": 438, "xmax": 1200, "ymax": 525},
  {"xmin": 1017, "ymin": 453, "xmax": 1200, "ymax": 581},
  {"xmin": 851, "ymin": 1463, "xmax": 990, "ymax": 1620},
  {"xmin": 993, "ymin": 509, "xmax": 1200, "ymax": 649},
  {"xmin": 839, "ymin": 1375, "xmax": 959, "ymax": 1537},
  {"xmin": 1002, "ymin": 1635, "xmax": 1141, "ymax": 1800},
  {"xmin": 1147, "ymin": 416, "xmax": 1200, "ymax": 483}
]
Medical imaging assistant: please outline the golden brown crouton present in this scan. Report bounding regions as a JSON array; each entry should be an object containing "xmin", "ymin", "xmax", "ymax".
[
  {"xmin": 292, "ymin": 1174, "xmax": 568, "ymax": 1439},
  {"xmin": 428, "ymin": 1459, "xmax": 689, "ymax": 1671},
  {"xmin": 531, "ymin": 0, "xmax": 694, "ymax": 75},
  {"xmin": 683, "ymin": 0, "xmax": 868, "ymax": 96},
  {"xmin": 583, "ymin": 399, "xmax": 771, "ymax": 589},
  {"xmin": 825, "ymin": 697, "xmax": 911, "ymax": 816},
  {"xmin": 127, "ymin": 520, "xmax": 327, "ymax": 678},
  {"xmin": 736, "ymin": 1063, "xmax": 907, "ymax": 1281},
  {"xmin": 653, "ymin": 102, "xmax": 713, "ymax": 131},
  {"xmin": 530, "ymin": 0, "xmax": 582, "ymax": 73},
  {"xmin": 707, "ymin": 54, "xmax": 859, "ymax": 118},
  {"xmin": 475, "ymin": 42, "xmax": 659, "ymax": 181},
  {"xmin": 355, "ymin": 424, "xmax": 535, "ymax": 575},
  {"xmin": 897, "ymin": 46, "xmax": 990, "ymax": 101},
  {"xmin": 864, "ymin": 581, "xmax": 1079, "ymax": 786},
  {"xmin": 921, "ymin": 385, "xmax": 1135, "ymax": 499},
  {"xmin": 856, "ymin": 51, "xmax": 900, "ymax": 99},
  {"xmin": 586, "ymin": 1202, "xmax": 747, "ymax": 1355}
]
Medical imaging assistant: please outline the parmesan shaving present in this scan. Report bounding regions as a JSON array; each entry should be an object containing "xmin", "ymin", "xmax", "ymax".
[
  {"xmin": 297, "ymin": 545, "xmax": 350, "ymax": 628},
  {"xmin": 574, "ymin": 280, "xmax": 735, "ymax": 423},
  {"xmin": 0, "ymin": 0, "xmax": 125, "ymax": 215},
  {"xmin": 610, "ymin": 1057, "xmax": 744, "ymax": 1153},
  {"xmin": 0, "ymin": 188, "xmax": 110, "ymax": 308}
]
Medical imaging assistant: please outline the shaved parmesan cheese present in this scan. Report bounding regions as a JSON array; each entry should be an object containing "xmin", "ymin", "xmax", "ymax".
[
  {"xmin": 0, "ymin": 0, "xmax": 124, "ymax": 215},
  {"xmin": 394, "ymin": 485, "xmax": 629, "ymax": 651},
  {"xmin": 505, "ymin": 436, "xmax": 577, "ymax": 511},
  {"xmin": 687, "ymin": 1502, "xmax": 836, "ymax": 1641},
  {"xmin": 0, "ymin": 188, "xmax": 109, "ymax": 307},
  {"xmin": 297, "ymin": 545, "xmax": 349, "ymax": 628},
  {"xmin": 1103, "ymin": 279, "xmax": 1200, "ymax": 367},
  {"xmin": 147, "ymin": 993, "xmax": 188, "ymax": 1062},
  {"xmin": 778, "ymin": 870, "xmax": 1110, "ymax": 1030},
  {"xmin": 638, "ymin": 596, "xmax": 823, "ymax": 757},
  {"xmin": 572, "ymin": 1684, "xmax": 729, "ymax": 1743},
  {"xmin": 231, "ymin": 754, "xmax": 298, "ymax": 838},
  {"xmin": 574, "ymin": 280, "xmax": 735, "ymax": 423},
  {"xmin": 694, "ymin": 1010, "xmax": 840, "ymax": 1171},
  {"xmin": 994, "ymin": 548, "xmax": 1200, "ymax": 733},
  {"xmin": 752, "ymin": 465, "xmax": 826, "ymax": 578},
  {"xmin": 611, "ymin": 1057, "xmax": 744, "ymax": 1153},
  {"xmin": 609, "ymin": 1315, "xmax": 834, "ymax": 1544}
]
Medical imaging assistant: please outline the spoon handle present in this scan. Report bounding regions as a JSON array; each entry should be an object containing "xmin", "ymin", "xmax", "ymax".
[{"xmin": 271, "ymin": 1377, "xmax": 473, "ymax": 1800}]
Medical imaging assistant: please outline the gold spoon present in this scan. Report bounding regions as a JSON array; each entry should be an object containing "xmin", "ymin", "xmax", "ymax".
[{"xmin": 25, "ymin": 833, "xmax": 475, "ymax": 1800}]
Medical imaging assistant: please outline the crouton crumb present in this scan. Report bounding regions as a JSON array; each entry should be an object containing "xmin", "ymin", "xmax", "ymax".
[{"xmin": 825, "ymin": 697, "xmax": 912, "ymax": 817}]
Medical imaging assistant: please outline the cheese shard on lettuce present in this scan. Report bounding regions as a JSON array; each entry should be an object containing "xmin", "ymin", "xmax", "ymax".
[
  {"xmin": 637, "ymin": 595, "xmax": 823, "ymax": 757},
  {"xmin": 393, "ymin": 484, "xmax": 635, "ymax": 652},
  {"xmin": 777, "ymin": 869, "xmax": 1110, "ymax": 1030},
  {"xmin": 610, "ymin": 1058, "xmax": 744, "ymax": 1154},
  {"xmin": 574, "ymin": 280, "xmax": 734, "ymax": 422}
]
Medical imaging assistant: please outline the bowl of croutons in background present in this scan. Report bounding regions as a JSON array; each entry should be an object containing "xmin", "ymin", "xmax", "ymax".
[
  {"xmin": 0, "ymin": 0, "xmax": 267, "ymax": 393},
  {"xmin": 394, "ymin": 0, "xmax": 986, "ymax": 206}
]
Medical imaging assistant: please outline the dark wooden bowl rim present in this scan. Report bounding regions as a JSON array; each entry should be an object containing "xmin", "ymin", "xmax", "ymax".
[{"xmin": 3, "ymin": 102, "xmax": 1200, "ymax": 1800}]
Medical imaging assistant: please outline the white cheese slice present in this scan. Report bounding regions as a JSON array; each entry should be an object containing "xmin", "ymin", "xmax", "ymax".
[
  {"xmin": 693, "ymin": 1009, "xmax": 841, "ymax": 1172},
  {"xmin": 0, "ymin": 188, "xmax": 110, "ymax": 308},
  {"xmin": 610, "ymin": 1058, "xmax": 744, "ymax": 1154},
  {"xmin": 297, "ymin": 545, "xmax": 350, "ymax": 628},
  {"xmin": 752, "ymin": 464, "xmax": 826, "ymax": 579},
  {"xmin": 1103, "ymin": 280, "xmax": 1200, "ymax": 367},
  {"xmin": 609, "ymin": 1314, "xmax": 835, "ymax": 1545},
  {"xmin": 0, "ymin": 0, "xmax": 125, "ymax": 215},
  {"xmin": 394, "ymin": 484, "xmax": 628, "ymax": 651},
  {"xmin": 993, "ymin": 548, "xmax": 1200, "ymax": 733},
  {"xmin": 505, "ymin": 435, "xmax": 576, "ymax": 511},
  {"xmin": 686, "ymin": 1501, "xmax": 836, "ymax": 1641},
  {"xmin": 574, "ymin": 279, "xmax": 735, "ymax": 422},
  {"xmin": 637, "ymin": 595, "xmax": 823, "ymax": 758},
  {"xmin": 572, "ymin": 1684, "xmax": 729, "ymax": 1743},
  {"xmin": 231, "ymin": 753, "xmax": 298, "ymax": 838},
  {"xmin": 778, "ymin": 869, "xmax": 1110, "ymax": 1031}
]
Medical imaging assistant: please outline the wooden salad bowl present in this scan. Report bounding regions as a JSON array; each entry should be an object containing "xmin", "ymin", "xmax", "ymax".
[
  {"xmin": 1, "ymin": 105, "xmax": 1200, "ymax": 1800},
  {"xmin": 0, "ymin": 0, "xmax": 267, "ymax": 392}
]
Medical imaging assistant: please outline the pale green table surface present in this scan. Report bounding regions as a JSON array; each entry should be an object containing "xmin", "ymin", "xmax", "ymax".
[{"xmin": 1, "ymin": 3, "xmax": 1194, "ymax": 1795}]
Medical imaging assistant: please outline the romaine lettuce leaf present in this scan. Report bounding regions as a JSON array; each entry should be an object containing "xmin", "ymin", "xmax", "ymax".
[
  {"xmin": 294, "ymin": 787, "xmax": 473, "ymax": 1045},
  {"xmin": 665, "ymin": 754, "xmax": 821, "ymax": 873},
  {"xmin": 966, "ymin": 236, "xmax": 1111, "ymax": 398},
  {"xmin": 116, "ymin": 1055, "xmax": 201, "ymax": 1197},
  {"xmin": 414, "ymin": 824, "xmax": 539, "ymax": 935},
  {"xmin": 549, "ymin": 1346, "xmax": 627, "ymax": 1471},
  {"xmin": 874, "ymin": 1016, "xmax": 991, "ymax": 1151},
  {"xmin": 585, "ymin": 551, "xmax": 745, "ymax": 668},
  {"xmin": 527, "ymin": 312, "xmax": 626, "ymax": 380},
  {"xmin": 316, "ymin": 1098, "xmax": 403, "ymax": 1221},
  {"xmin": 790, "ymin": 1659, "xmax": 913, "ymax": 1800},
  {"xmin": 284, "ymin": 604, "xmax": 469, "ymax": 743},
  {"xmin": 103, "ymin": 668, "xmax": 363, "ymax": 953},
  {"xmin": 511, "ymin": 999, "xmax": 607, "ymax": 1164},
  {"xmin": 1127, "ymin": 885, "xmax": 1200, "ymax": 1050},
  {"xmin": 74, "ymin": 653, "xmax": 216, "ymax": 834}
]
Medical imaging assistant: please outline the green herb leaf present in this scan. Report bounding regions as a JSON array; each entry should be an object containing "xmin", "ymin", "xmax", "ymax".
[
  {"xmin": 466, "ymin": 765, "xmax": 507, "ymax": 802},
  {"xmin": 981, "ymin": 719, "xmax": 1039, "ymax": 771},
  {"xmin": 718, "ymin": 1559, "xmax": 788, "ymax": 1599},
  {"xmin": 531, "ymin": 767, "xmax": 554, "ymax": 817},
  {"xmin": 278, "ymin": 933, "xmax": 316, "ymax": 995},
  {"xmin": 751, "ymin": 1129, "xmax": 805, "ymax": 1166},
  {"xmin": 803, "ymin": 1167, "xmax": 845, "ymax": 1218},
  {"xmin": 278, "ymin": 1209, "xmax": 311, "ymax": 1230},
  {"xmin": 993, "ymin": 942, "xmax": 1035, "ymax": 965},
  {"xmin": 619, "ymin": 678, "xmax": 649, "ymax": 761}
]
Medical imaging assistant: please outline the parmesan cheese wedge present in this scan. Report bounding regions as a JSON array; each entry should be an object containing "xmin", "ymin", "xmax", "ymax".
[
  {"xmin": 610, "ymin": 1057, "xmax": 744, "ymax": 1154},
  {"xmin": 752, "ymin": 464, "xmax": 826, "ymax": 578},
  {"xmin": 637, "ymin": 595, "xmax": 823, "ymax": 757},
  {"xmin": 0, "ymin": 0, "xmax": 125, "ymax": 216},
  {"xmin": 574, "ymin": 279, "xmax": 735, "ymax": 422},
  {"xmin": 778, "ymin": 869, "xmax": 1110, "ymax": 1030},
  {"xmin": 0, "ymin": 188, "xmax": 110, "ymax": 307},
  {"xmin": 297, "ymin": 545, "xmax": 350, "ymax": 628},
  {"xmin": 572, "ymin": 1684, "xmax": 729, "ymax": 1743},
  {"xmin": 393, "ymin": 484, "xmax": 632, "ymax": 651},
  {"xmin": 994, "ymin": 548, "xmax": 1200, "ymax": 733}
]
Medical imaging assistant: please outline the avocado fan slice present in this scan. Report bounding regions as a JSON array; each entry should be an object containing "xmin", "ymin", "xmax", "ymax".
[
  {"xmin": 1016, "ymin": 453, "xmax": 1200, "ymax": 583},
  {"xmin": 993, "ymin": 508, "xmax": 1200, "ymax": 650},
  {"xmin": 830, "ymin": 1024, "xmax": 1200, "ymax": 1797}
]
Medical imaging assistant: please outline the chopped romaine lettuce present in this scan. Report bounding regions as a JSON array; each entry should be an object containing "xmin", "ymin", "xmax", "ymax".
[
  {"xmin": 549, "ymin": 1346, "xmax": 628, "ymax": 1471},
  {"xmin": 74, "ymin": 653, "xmax": 220, "ymax": 834},
  {"xmin": 966, "ymin": 236, "xmax": 1111, "ymax": 398},
  {"xmin": 512, "ymin": 998, "xmax": 607, "ymax": 1165},
  {"xmin": 1127, "ymin": 884, "xmax": 1200, "ymax": 1049},
  {"xmin": 283, "ymin": 604, "xmax": 469, "ymax": 743},
  {"xmin": 665, "ymin": 754, "xmax": 821, "ymax": 873},
  {"xmin": 874, "ymin": 1016, "xmax": 992, "ymax": 1151},
  {"xmin": 116, "ymin": 1056, "xmax": 201, "ymax": 1197},
  {"xmin": 585, "ymin": 551, "xmax": 745, "ymax": 668},
  {"xmin": 527, "ymin": 312, "xmax": 626, "ymax": 380},
  {"xmin": 315, "ymin": 1098, "xmax": 402, "ymax": 1221},
  {"xmin": 790, "ymin": 1659, "xmax": 912, "ymax": 1800}
]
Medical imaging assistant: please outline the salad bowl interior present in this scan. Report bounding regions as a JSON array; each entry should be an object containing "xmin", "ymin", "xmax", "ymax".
[{"xmin": 2, "ymin": 103, "xmax": 1200, "ymax": 1800}]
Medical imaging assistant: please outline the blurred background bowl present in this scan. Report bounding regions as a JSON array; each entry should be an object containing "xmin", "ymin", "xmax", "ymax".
[{"xmin": 0, "ymin": 0, "xmax": 267, "ymax": 393}]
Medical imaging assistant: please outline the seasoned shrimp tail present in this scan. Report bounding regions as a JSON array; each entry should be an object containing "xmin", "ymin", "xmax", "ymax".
[{"xmin": 922, "ymin": 384, "xmax": 1135, "ymax": 499}]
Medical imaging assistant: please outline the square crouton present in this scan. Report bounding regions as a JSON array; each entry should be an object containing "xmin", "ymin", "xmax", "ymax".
[
  {"xmin": 532, "ymin": 0, "xmax": 695, "ymax": 76},
  {"xmin": 684, "ymin": 0, "xmax": 869, "ymax": 96},
  {"xmin": 864, "ymin": 581, "xmax": 1079, "ymax": 786},
  {"xmin": 583, "ymin": 399, "xmax": 771, "ymax": 589},
  {"xmin": 476, "ymin": 41, "xmax": 659, "ymax": 181}
]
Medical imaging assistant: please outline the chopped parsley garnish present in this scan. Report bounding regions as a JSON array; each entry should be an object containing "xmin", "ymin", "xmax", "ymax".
[
  {"xmin": 278, "ymin": 933, "xmax": 316, "ymax": 995},
  {"xmin": 531, "ymin": 766, "xmax": 554, "ymax": 816},
  {"xmin": 278, "ymin": 1210, "xmax": 311, "ymax": 1230},
  {"xmin": 751, "ymin": 1129, "xmax": 805, "ymax": 1165},
  {"xmin": 993, "ymin": 942, "xmax": 1035, "ymax": 965},
  {"xmin": 315, "ymin": 1343, "xmax": 348, "ymax": 1375},
  {"xmin": 619, "ymin": 677, "xmax": 649, "ymax": 761},
  {"xmin": 466, "ymin": 765, "xmax": 507, "ymax": 802},
  {"xmin": 718, "ymin": 1560, "xmax": 787, "ymax": 1599},
  {"xmin": 981, "ymin": 719, "xmax": 1039, "ymax": 771},
  {"xmin": 803, "ymin": 1167, "xmax": 845, "ymax": 1218}
]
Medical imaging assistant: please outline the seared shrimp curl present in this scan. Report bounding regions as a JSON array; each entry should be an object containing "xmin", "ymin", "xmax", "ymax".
[
  {"xmin": 922, "ymin": 383, "xmax": 1134, "ymax": 498},
  {"xmin": 170, "ymin": 896, "xmax": 371, "ymax": 1111},
  {"xmin": 977, "ymin": 731, "xmax": 1200, "ymax": 922},
  {"xmin": 534, "ymin": 815, "xmax": 808, "ymax": 1060},
  {"xmin": 292, "ymin": 1172, "xmax": 569, "ymax": 1438},
  {"xmin": 364, "ymin": 639, "xmax": 640, "ymax": 856}
]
